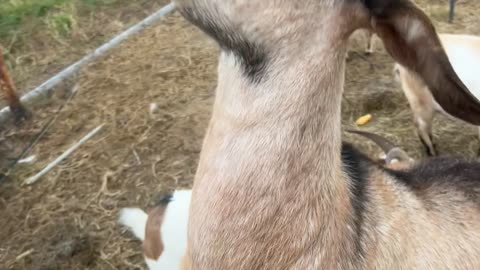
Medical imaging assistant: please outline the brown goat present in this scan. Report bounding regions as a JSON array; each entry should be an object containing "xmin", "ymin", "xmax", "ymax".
[{"xmin": 175, "ymin": 0, "xmax": 480, "ymax": 269}]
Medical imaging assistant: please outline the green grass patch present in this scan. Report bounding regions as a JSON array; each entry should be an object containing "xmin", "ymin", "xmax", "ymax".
[
  {"xmin": 0, "ymin": 0, "xmax": 118, "ymax": 40},
  {"xmin": 0, "ymin": 0, "xmax": 70, "ymax": 36},
  {"xmin": 81, "ymin": 0, "xmax": 117, "ymax": 6},
  {"xmin": 46, "ymin": 12, "xmax": 74, "ymax": 36}
]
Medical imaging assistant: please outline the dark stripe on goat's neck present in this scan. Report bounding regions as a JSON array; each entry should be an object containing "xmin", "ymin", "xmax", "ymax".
[
  {"xmin": 341, "ymin": 143, "xmax": 370, "ymax": 259},
  {"xmin": 178, "ymin": 6, "xmax": 268, "ymax": 83}
]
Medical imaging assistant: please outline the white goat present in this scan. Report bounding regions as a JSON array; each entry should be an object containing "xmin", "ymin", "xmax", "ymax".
[
  {"xmin": 394, "ymin": 33, "xmax": 480, "ymax": 156},
  {"xmin": 173, "ymin": 0, "xmax": 480, "ymax": 269},
  {"xmin": 119, "ymin": 190, "xmax": 191, "ymax": 270}
]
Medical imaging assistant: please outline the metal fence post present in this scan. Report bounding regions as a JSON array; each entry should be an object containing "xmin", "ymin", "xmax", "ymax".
[{"xmin": 449, "ymin": 0, "xmax": 456, "ymax": 23}]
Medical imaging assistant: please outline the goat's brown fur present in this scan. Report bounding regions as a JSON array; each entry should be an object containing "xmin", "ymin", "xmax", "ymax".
[
  {"xmin": 143, "ymin": 206, "xmax": 166, "ymax": 261},
  {"xmin": 175, "ymin": 0, "xmax": 480, "ymax": 269}
]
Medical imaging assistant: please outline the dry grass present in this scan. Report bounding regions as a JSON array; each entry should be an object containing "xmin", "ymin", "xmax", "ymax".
[
  {"xmin": 0, "ymin": 0, "xmax": 479, "ymax": 269},
  {"xmin": 1, "ymin": 12, "xmax": 217, "ymax": 269},
  {"xmin": 0, "ymin": 0, "xmax": 171, "ymax": 107}
]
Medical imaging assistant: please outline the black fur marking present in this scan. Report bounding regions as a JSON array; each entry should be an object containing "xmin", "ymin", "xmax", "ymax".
[
  {"xmin": 387, "ymin": 156, "xmax": 480, "ymax": 205},
  {"xmin": 178, "ymin": 6, "xmax": 268, "ymax": 83},
  {"xmin": 342, "ymin": 142, "xmax": 480, "ymax": 257},
  {"xmin": 341, "ymin": 143, "xmax": 370, "ymax": 258}
]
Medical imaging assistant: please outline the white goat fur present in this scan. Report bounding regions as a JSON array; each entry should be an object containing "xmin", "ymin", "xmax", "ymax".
[{"xmin": 119, "ymin": 190, "xmax": 191, "ymax": 270}]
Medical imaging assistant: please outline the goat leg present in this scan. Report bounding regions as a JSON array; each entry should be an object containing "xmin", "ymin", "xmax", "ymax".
[
  {"xmin": 414, "ymin": 117, "xmax": 437, "ymax": 156},
  {"xmin": 418, "ymin": 133, "xmax": 437, "ymax": 156}
]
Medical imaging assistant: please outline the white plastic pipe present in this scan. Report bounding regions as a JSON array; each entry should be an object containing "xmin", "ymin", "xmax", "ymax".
[{"xmin": 0, "ymin": 2, "xmax": 176, "ymax": 122}]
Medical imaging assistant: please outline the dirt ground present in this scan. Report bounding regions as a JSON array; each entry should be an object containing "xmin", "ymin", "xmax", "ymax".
[{"xmin": 1, "ymin": 0, "xmax": 480, "ymax": 269}]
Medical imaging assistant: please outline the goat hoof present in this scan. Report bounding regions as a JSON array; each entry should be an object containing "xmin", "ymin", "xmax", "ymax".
[
  {"xmin": 426, "ymin": 147, "xmax": 438, "ymax": 157},
  {"xmin": 423, "ymin": 146, "xmax": 436, "ymax": 157}
]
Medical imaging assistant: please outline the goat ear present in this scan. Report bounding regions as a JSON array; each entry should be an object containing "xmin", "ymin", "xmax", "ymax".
[{"xmin": 367, "ymin": 0, "xmax": 480, "ymax": 125}]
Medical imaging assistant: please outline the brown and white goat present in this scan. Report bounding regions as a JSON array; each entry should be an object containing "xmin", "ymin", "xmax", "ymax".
[
  {"xmin": 394, "ymin": 34, "xmax": 480, "ymax": 156},
  {"xmin": 175, "ymin": 0, "xmax": 480, "ymax": 269},
  {"xmin": 119, "ymin": 190, "xmax": 191, "ymax": 270}
]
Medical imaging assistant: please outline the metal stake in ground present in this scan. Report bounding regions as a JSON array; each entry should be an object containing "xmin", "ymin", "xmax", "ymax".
[
  {"xmin": 0, "ymin": 85, "xmax": 79, "ymax": 184},
  {"xmin": 24, "ymin": 124, "xmax": 105, "ymax": 185},
  {"xmin": 449, "ymin": 0, "xmax": 456, "ymax": 23}
]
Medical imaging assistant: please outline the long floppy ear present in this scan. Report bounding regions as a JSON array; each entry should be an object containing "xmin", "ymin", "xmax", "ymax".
[{"xmin": 366, "ymin": 0, "xmax": 480, "ymax": 125}]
